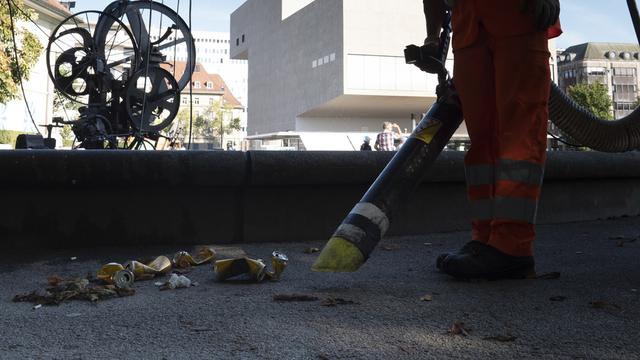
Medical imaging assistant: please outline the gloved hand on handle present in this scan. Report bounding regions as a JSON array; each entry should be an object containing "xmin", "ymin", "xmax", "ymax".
[{"xmin": 521, "ymin": 0, "xmax": 560, "ymax": 30}]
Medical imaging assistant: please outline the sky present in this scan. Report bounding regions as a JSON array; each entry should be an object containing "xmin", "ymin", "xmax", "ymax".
[{"xmin": 72, "ymin": 0, "xmax": 638, "ymax": 49}]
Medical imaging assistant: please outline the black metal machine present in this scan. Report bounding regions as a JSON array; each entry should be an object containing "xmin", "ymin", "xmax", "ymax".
[{"xmin": 46, "ymin": 0, "xmax": 195, "ymax": 149}]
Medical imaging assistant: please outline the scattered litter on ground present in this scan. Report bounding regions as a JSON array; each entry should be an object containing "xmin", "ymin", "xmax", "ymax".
[
  {"xmin": 33, "ymin": 304, "xmax": 42, "ymax": 310},
  {"xmin": 448, "ymin": 322, "xmax": 470, "ymax": 336},
  {"xmin": 423, "ymin": 242, "xmax": 432, "ymax": 246},
  {"xmin": 575, "ymin": 251, "xmax": 584, "ymax": 255},
  {"xmin": 214, "ymin": 251, "xmax": 288, "ymax": 282},
  {"xmin": 420, "ymin": 294, "xmax": 433, "ymax": 302},
  {"xmin": 70, "ymin": 257, "xmax": 77, "ymax": 261},
  {"xmin": 273, "ymin": 293, "xmax": 319, "ymax": 302},
  {"xmin": 589, "ymin": 301, "xmax": 621, "ymax": 310},
  {"xmin": 550, "ymin": 296, "xmax": 567, "ymax": 302},
  {"xmin": 632, "ymin": 289, "xmax": 638, "ymax": 293},
  {"xmin": 66, "ymin": 313, "xmax": 83, "ymax": 318},
  {"xmin": 158, "ymin": 274, "xmax": 193, "ymax": 290},
  {"xmin": 97, "ymin": 248, "xmax": 216, "ymax": 288},
  {"xmin": 13, "ymin": 277, "xmax": 135, "ymax": 306},
  {"xmin": 483, "ymin": 335, "xmax": 517, "ymax": 342},
  {"xmin": 320, "ymin": 297, "xmax": 359, "ymax": 307},
  {"xmin": 381, "ymin": 244, "xmax": 400, "ymax": 251},
  {"xmin": 536, "ymin": 272, "xmax": 561, "ymax": 280},
  {"xmin": 304, "ymin": 247, "xmax": 321, "ymax": 254}
]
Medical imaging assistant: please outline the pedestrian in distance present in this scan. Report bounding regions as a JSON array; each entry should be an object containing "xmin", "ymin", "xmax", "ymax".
[
  {"xmin": 360, "ymin": 136, "xmax": 372, "ymax": 151},
  {"xmin": 374, "ymin": 122, "xmax": 402, "ymax": 151}
]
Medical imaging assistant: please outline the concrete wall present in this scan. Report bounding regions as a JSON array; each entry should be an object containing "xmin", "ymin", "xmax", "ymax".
[
  {"xmin": 342, "ymin": 0, "xmax": 438, "ymax": 97},
  {"xmin": 1, "ymin": 151, "xmax": 640, "ymax": 249}
]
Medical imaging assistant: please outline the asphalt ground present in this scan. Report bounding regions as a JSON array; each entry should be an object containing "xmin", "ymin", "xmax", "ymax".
[{"xmin": 1, "ymin": 217, "xmax": 639, "ymax": 360}]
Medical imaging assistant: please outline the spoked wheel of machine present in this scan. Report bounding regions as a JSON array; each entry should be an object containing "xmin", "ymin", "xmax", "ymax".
[
  {"xmin": 47, "ymin": 11, "xmax": 139, "ymax": 105},
  {"xmin": 97, "ymin": 0, "xmax": 196, "ymax": 91},
  {"xmin": 125, "ymin": 67, "xmax": 180, "ymax": 132}
]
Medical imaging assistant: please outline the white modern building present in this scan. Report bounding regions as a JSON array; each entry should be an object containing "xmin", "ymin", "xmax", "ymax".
[
  {"xmin": 157, "ymin": 30, "xmax": 249, "ymax": 108},
  {"xmin": 231, "ymin": 0, "xmax": 458, "ymax": 150},
  {"xmin": 0, "ymin": 0, "xmax": 70, "ymax": 147}
]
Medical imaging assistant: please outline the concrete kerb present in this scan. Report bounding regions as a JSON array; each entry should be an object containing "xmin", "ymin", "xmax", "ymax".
[{"xmin": 0, "ymin": 150, "xmax": 639, "ymax": 248}]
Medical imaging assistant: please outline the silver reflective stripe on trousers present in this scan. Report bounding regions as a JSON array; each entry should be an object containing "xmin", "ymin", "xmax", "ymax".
[
  {"xmin": 497, "ymin": 159, "xmax": 544, "ymax": 185},
  {"xmin": 465, "ymin": 159, "xmax": 544, "ymax": 186},
  {"xmin": 351, "ymin": 202, "xmax": 390, "ymax": 235},
  {"xmin": 469, "ymin": 197, "xmax": 539, "ymax": 224}
]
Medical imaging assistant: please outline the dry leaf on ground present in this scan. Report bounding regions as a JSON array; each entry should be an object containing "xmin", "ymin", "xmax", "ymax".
[
  {"xmin": 13, "ymin": 278, "xmax": 135, "ymax": 305},
  {"xmin": 273, "ymin": 293, "xmax": 319, "ymax": 302},
  {"xmin": 589, "ymin": 301, "xmax": 621, "ymax": 310},
  {"xmin": 320, "ymin": 297, "xmax": 359, "ymax": 306},
  {"xmin": 483, "ymin": 335, "xmax": 517, "ymax": 342},
  {"xmin": 536, "ymin": 272, "xmax": 561, "ymax": 280},
  {"xmin": 448, "ymin": 322, "xmax": 470, "ymax": 336}
]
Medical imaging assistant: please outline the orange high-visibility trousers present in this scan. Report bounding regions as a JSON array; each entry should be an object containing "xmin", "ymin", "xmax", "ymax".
[{"xmin": 451, "ymin": 0, "xmax": 558, "ymax": 257}]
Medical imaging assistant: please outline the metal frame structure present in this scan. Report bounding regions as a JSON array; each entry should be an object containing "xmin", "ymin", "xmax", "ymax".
[{"xmin": 46, "ymin": 0, "xmax": 195, "ymax": 149}]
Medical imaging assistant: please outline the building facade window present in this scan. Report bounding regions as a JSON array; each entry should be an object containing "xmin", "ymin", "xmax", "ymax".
[
  {"xmin": 614, "ymin": 84, "xmax": 636, "ymax": 93},
  {"xmin": 613, "ymin": 67, "xmax": 636, "ymax": 76},
  {"xmin": 194, "ymin": 81, "xmax": 201, "ymax": 88},
  {"xmin": 194, "ymin": 97, "xmax": 200, "ymax": 105},
  {"xmin": 581, "ymin": 66, "xmax": 606, "ymax": 76},
  {"xmin": 616, "ymin": 102, "xmax": 635, "ymax": 111}
]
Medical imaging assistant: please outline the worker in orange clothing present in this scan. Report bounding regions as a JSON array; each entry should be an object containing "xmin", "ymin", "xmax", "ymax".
[{"xmin": 422, "ymin": 0, "xmax": 561, "ymax": 279}]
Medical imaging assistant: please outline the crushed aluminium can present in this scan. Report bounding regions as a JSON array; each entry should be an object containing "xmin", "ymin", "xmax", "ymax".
[
  {"xmin": 172, "ymin": 247, "xmax": 216, "ymax": 268},
  {"xmin": 214, "ymin": 251, "xmax": 289, "ymax": 282},
  {"xmin": 125, "ymin": 256, "xmax": 172, "ymax": 280},
  {"xmin": 266, "ymin": 251, "xmax": 289, "ymax": 281},
  {"xmin": 97, "ymin": 263, "xmax": 135, "ymax": 289}
]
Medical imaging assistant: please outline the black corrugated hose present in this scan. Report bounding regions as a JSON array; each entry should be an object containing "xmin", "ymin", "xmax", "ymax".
[{"xmin": 548, "ymin": 0, "xmax": 640, "ymax": 152}]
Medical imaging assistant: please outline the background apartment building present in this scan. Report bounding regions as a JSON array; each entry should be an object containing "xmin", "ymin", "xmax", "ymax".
[
  {"xmin": 155, "ymin": 31, "xmax": 249, "ymax": 108},
  {"xmin": 164, "ymin": 62, "xmax": 247, "ymax": 149},
  {"xmin": 557, "ymin": 42, "xmax": 640, "ymax": 118}
]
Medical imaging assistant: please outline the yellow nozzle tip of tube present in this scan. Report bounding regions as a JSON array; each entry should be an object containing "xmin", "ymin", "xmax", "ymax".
[{"xmin": 311, "ymin": 237, "xmax": 365, "ymax": 273}]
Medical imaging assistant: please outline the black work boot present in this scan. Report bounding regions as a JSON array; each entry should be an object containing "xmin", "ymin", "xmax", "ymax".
[{"xmin": 436, "ymin": 242, "xmax": 535, "ymax": 280}]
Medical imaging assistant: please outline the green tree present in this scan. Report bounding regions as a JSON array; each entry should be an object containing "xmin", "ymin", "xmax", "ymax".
[
  {"xmin": 0, "ymin": 0, "xmax": 43, "ymax": 104},
  {"xmin": 173, "ymin": 99, "xmax": 240, "ymax": 138},
  {"xmin": 207, "ymin": 99, "xmax": 240, "ymax": 136},
  {"xmin": 567, "ymin": 82, "xmax": 613, "ymax": 120}
]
